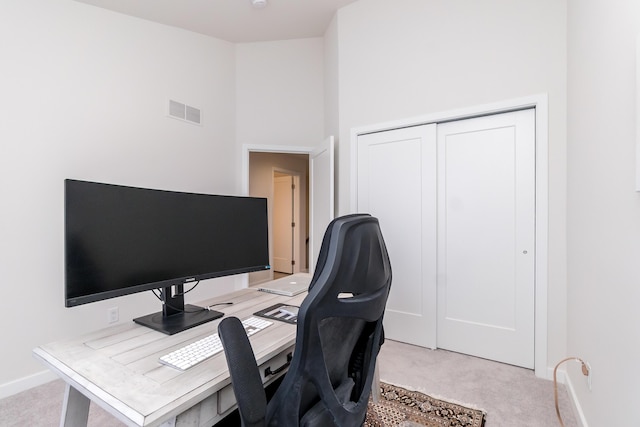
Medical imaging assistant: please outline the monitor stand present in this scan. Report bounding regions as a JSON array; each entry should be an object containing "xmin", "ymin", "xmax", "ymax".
[{"xmin": 133, "ymin": 285, "xmax": 223, "ymax": 335}]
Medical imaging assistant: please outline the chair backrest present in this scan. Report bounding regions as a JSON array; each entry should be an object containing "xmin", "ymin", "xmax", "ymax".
[{"xmin": 265, "ymin": 214, "xmax": 392, "ymax": 426}]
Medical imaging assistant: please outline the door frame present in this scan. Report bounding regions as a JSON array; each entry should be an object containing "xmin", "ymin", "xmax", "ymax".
[
  {"xmin": 242, "ymin": 144, "xmax": 316, "ymax": 192},
  {"xmin": 242, "ymin": 144, "xmax": 315, "ymax": 279},
  {"xmin": 349, "ymin": 94, "xmax": 549, "ymax": 379}
]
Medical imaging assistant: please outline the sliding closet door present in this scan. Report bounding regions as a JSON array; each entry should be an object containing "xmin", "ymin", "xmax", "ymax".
[
  {"xmin": 356, "ymin": 109, "xmax": 536, "ymax": 368},
  {"xmin": 436, "ymin": 109, "xmax": 535, "ymax": 368},
  {"xmin": 357, "ymin": 125, "xmax": 437, "ymax": 348}
]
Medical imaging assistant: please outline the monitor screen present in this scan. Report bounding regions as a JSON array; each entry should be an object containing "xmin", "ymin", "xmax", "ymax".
[{"xmin": 64, "ymin": 179, "xmax": 270, "ymax": 334}]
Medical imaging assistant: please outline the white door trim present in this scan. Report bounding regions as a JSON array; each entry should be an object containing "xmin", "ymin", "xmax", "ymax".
[
  {"xmin": 350, "ymin": 94, "xmax": 549, "ymax": 379},
  {"xmin": 242, "ymin": 144, "xmax": 316, "ymax": 195}
]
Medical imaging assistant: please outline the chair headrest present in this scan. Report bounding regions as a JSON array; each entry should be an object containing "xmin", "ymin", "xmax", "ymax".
[{"xmin": 304, "ymin": 214, "xmax": 392, "ymax": 319}]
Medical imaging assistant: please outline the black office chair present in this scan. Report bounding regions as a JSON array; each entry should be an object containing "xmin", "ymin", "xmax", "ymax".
[{"xmin": 218, "ymin": 214, "xmax": 392, "ymax": 427}]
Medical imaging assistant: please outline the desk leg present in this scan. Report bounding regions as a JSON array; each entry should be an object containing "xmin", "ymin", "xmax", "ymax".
[{"xmin": 60, "ymin": 383, "xmax": 90, "ymax": 427}]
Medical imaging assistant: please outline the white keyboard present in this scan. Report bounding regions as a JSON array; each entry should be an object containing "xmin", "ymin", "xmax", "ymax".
[{"xmin": 159, "ymin": 316, "xmax": 273, "ymax": 371}]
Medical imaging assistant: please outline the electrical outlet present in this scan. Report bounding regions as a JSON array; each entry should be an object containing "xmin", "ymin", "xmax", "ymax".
[
  {"xmin": 108, "ymin": 307, "xmax": 119, "ymax": 324},
  {"xmin": 586, "ymin": 362, "xmax": 592, "ymax": 391}
]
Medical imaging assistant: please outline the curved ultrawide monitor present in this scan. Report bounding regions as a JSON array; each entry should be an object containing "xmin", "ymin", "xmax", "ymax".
[{"xmin": 64, "ymin": 179, "xmax": 270, "ymax": 309}]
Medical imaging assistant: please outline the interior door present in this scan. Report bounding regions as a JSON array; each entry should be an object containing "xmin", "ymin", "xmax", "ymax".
[
  {"xmin": 357, "ymin": 125, "xmax": 437, "ymax": 348},
  {"xmin": 436, "ymin": 109, "xmax": 535, "ymax": 368},
  {"xmin": 273, "ymin": 175, "xmax": 294, "ymax": 274},
  {"xmin": 309, "ymin": 136, "xmax": 334, "ymax": 273}
]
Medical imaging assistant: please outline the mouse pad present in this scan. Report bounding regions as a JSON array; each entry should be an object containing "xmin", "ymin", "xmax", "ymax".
[{"xmin": 254, "ymin": 303, "xmax": 300, "ymax": 324}]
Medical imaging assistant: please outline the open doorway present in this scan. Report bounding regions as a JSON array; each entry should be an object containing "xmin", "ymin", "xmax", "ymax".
[
  {"xmin": 248, "ymin": 152, "xmax": 309, "ymax": 285},
  {"xmin": 243, "ymin": 138, "xmax": 334, "ymax": 287}
]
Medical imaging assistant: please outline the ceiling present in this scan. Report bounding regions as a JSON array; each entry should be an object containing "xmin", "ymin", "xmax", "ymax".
[{"xmin": 74, "ymin": 0, "xmax": 359, "ymax": 43}]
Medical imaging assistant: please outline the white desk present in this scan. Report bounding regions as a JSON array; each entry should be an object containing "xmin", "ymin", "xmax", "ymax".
[{"xmin": 33, "ymin": 288, "xmax": 306, "ymax": 427}]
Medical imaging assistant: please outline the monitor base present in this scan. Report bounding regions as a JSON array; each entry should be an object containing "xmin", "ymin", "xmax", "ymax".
[{"xmin": 134, "ymin": 304, "xmax": 223, "ymax": 335}]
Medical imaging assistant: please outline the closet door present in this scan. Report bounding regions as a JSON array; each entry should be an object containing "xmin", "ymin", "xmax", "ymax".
[
  {"xmin": 357, "ymin": 125, "xmax": 437, "ymax": 348},
  {"xmin": 436, "ymin": 109, "xmax": 535, "ymax": 368}
]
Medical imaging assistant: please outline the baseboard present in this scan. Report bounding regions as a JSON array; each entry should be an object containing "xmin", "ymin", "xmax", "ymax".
[
  {"xmin": 548, "ymin": 366, "xmax": 589, "ymax": 427},
  {"xmin": 0, "ymin": 369, "xmax": 58, "ymax": 400}
]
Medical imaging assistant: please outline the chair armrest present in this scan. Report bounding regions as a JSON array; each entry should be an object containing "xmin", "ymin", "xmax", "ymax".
[{"xmin": 218, "ymin": 317, "xmax": 267, "ymax": 427}]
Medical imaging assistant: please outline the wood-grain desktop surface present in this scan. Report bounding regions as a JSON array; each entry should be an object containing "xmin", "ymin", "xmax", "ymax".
[{"xmin": 33, "ymin": 288, "xmax": 306, "ymax": 427}]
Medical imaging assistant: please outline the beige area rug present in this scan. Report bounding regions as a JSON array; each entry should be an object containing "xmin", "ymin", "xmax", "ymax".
[{"xmin": 365, "ymin": 382, "xmax": 486, "ymax": 427}]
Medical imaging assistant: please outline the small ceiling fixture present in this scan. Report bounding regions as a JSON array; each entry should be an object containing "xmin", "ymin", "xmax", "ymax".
[{"xmin": 251, "ymin": 0, "xmax": 267, "ymax": 8}]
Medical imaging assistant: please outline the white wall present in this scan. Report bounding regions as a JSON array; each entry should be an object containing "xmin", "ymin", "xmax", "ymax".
[
  {"xmin": 0, "ymin": 0, "xmax": 237, "ymax": 396},
  {"xmin": 324, "ymin": 15, "xmax": 340, "ymax": 145},
  {"xmin": 334, "ymin": 0, "xmax": 568, "ymax": 372},
  {"xmin": 567, "ymin": 0, "xmax": 640, "ymax": 424},
  {"xmin": 235, "ymin": 38, "xmax": 325, "ymax": 151}
]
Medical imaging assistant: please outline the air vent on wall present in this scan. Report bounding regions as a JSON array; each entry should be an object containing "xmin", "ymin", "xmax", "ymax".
[{"xmin": 168, "ymin": 99, "xmax": 202, "ymax": 125}]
